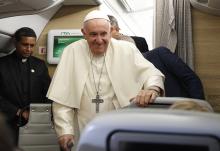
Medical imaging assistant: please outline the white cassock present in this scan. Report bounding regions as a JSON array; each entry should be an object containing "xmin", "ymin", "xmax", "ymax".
[{"xmin": 47, "ymin": 38, "xmax": 165, "ymax": 140}]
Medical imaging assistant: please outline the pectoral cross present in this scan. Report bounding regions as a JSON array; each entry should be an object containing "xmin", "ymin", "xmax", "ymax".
[{"xmin": 92, "ymin": 94, "xmax": 104, "ymax": 113}]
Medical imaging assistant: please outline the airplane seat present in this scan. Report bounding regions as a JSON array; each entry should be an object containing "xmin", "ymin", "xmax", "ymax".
[
  {"xmin": 126, "ymin": 97, "xmax": 213, "ymax": 111},
  {"xmin": 76, "ymin": 97, "xmax": 219, "ymax": 151},
  {"xmin": 19, "ymin": 103, "xmax": 60, "ymax": 151},
  {"xmin": 0, "ymin": 33, "xmax": 15, "ymax": 57}
]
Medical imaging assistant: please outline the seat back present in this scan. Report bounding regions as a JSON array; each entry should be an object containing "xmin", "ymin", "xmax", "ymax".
[
  {"xmin": 19, "ymin": 103, "xmax": 60, "ymax": 151},
  {"xmin": 127, "ymin": 97, "xmax": 213, "ymax": 111},
  {"xmin": 77, "ymin": 98, "xmax": 218, "ymax": 151}
]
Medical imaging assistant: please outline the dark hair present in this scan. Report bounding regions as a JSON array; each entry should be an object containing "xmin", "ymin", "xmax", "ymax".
[
  {"xmin": 14, "ymin": 27, "xmax": 37, "ymax": 42},
  {"xmin": 107, "ymin": 15, "xmax": 119, "ymax": 29}
]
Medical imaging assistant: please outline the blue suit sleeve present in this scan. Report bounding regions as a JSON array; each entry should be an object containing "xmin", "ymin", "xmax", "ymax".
[{"xmin": 158, "ymin": 47, "xmax": 205, "ymax": 99}]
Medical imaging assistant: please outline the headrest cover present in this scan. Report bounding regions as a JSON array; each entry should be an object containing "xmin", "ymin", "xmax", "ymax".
[{"xmin": 83, "ymin": 10, "xmax": 110, "ymax": 23}]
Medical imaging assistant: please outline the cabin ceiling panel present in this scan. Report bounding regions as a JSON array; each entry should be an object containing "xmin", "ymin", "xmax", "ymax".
[
  {"xmin": 118, "ymin": 0, "xmax": 153, "ymax": 12},
  {"xmin": 0, "ymin": 0, "xmax": 63, "ymax": 19}
]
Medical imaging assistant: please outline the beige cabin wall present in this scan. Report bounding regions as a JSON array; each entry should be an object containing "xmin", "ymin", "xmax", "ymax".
[
  {"xmin": 34, "ymin": 5, "xmax": 97, "ymax": 77},
  {"xmin": 192, "ymin": 8, "xmax": 220, "ymax": 112}
]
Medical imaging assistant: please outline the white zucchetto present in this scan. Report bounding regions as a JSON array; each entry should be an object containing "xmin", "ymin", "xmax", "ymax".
[{"xmin": 83, "ymin": 10, "xmax": 110, "ymax": 23}]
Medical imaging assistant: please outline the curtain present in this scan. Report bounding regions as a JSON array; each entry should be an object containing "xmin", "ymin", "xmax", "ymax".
[
  {"xmin": 154, "ymin": 0, "xmax": 194, "ymax": 69},
  {"xmin": 154, "ymin": 0, "xmax": 177, "ymax": 52}
]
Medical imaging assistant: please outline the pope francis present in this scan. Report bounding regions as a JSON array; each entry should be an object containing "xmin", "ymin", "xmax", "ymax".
[{"xmin": 47, "ymin": 10, "xmax": 165, "ymax": 151}]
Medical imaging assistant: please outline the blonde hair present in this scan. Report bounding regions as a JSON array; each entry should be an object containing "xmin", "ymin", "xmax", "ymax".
[{"xmin": 169, "ymin": 100, "xmax": 211, "ymax": 112}]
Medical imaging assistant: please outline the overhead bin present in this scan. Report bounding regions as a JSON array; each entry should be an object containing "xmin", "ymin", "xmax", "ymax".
[
  {"xmin": 0, "ymin": 0, "xmax": 102, "ymax": 19},
  {"xmin": 190, "ymin": 0, "xmax": 220, "ymax": 16},
  {"xmin": 0, "ymin": 0, "xmax": 63, "ymax": 19}
]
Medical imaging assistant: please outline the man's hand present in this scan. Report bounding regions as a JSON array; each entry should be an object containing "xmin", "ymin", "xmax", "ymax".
[
  {"xmin": 16, "ymin": 109, "xmax": 29, "ymax": 120},
  {"xmin": 59, "ymin": 134, "xmax": 74, "ymax": 151},
  {"xmin": 22, "ymin": 110, "xmax": 29, "ymax": 120},
  {"xmin": 133, "ymin": 89, "xmax": 159, "ymax": 107}
]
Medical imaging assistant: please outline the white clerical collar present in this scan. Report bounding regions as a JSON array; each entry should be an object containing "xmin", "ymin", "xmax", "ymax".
[{"xmin": 22, "ymin": 58, "xmax": 27, "ymax": 63}]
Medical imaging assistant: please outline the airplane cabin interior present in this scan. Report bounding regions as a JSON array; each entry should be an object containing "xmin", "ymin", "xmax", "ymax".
[{"xmin": 0, "ymin": 0, "xmax": 220, "ymax": 151}]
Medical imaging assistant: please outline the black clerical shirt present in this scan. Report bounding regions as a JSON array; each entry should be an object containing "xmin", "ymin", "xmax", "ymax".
[{"xmin": 19, "ymin": 58, "xmax": 30, "ymax": 104}]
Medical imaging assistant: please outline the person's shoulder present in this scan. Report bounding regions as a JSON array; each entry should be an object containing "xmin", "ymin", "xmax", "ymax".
[
  {"xmin": 64, "ymin": 39, "xmax": 87, "ymax": 52},
  {"xmin": 0, "ymin": 53, "xmax": 13, "ymax": 63},
  {"xmin": 30, "ymin": 57, "xmax": 49, "ymax": 70},
  {"xmin": 0, "ymin": 55, "xmax": 8, "ymax": 61},
  {"xmin": 111, "ymin": 38, "xmax": 135, "ymax": 48},
  {"xmin": 130, "ymin": 36, "xmax": 146, "ymax": 41},
  {"xmin": 151, "ymin": 47, "xmax": 178, "ymax": 61},
  {"xmin": 153, "ymin": 46, "xmax": 171, "ymax": 53},
  {"xmin": 68, "ymin": 38, "xmax": 86, "ymax": 47},
  {"xmin": 30, "ymin": 56, "xmax": 46, "ymax": 64},
  {"xmin": 111, "ymin": 39, "xmax": 138, "ymax": 56},
  {"xmin": 144, "ymin": 46, "xmax": 172, "ymax": 58}
]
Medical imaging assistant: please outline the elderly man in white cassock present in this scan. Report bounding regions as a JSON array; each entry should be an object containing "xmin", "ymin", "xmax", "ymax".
[{"xmin": 47, "ymin": 10, "xmax": 165, "ymax": 151}]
